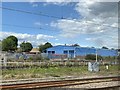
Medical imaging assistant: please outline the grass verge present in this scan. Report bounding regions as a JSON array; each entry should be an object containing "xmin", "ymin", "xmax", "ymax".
[{"xmin": 2, "ymin": 65, "xmax": 119, "ymax": 80}]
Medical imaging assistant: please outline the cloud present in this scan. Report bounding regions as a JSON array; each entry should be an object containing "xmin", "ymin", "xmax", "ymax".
[
  {"xmin": 85, "ymin": 34, "xmax": 118, "ymax": 48},
  {"xmin": 0, "ymin": 31, "xmax": 55, "ymax": 47},
  {"xmin": 29, "ymin": 0, "xmax": 72, "ymax": 7},
  {"xmin": 32, "ymin": 4, "xmax": 38, "ymax": 7},
  {"xmin": 53, "ymin": 43, "xmax": 64, "ymax": 46},
  {"xmin": 29, "ymin": 0, "xmax": 36, "ymax": 3},
  {"xmin": 34, "ymin": 22, "xmax": 42, "ymax": 26},
  {"xmin": 29, "ymin": 0, "xmax": 39, "ymax": 7},
  {"xmin": 51, "ymin": 18, "xmax": 116, "ymax": 37},
  {"xmin": 50, "ymin": 1, "xmax": 118, "ymax": 48},
  {"xmin": 43, "ymin": 0, "xmax": 73, "ymax": 6},
  {"xmin": 75, "ymin": 1, "xmax": 118, "ymax": 19}
]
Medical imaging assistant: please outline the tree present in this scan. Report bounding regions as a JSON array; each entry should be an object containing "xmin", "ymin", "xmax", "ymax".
[
  {"xmin": 44, "ymin": 42, "xmax": 52, "ymax": 48},
  {"xmin": 85, "ymin": 54, "xmax": 102, "ymax": 60},
  {"xmin": 102, "ymin": 46, "xmax": 108, "ymax": 49},
  {"xmin": 7, "ymin": 36, "xmax": 18, "ymax": 46},
  {"xmin": 20, "ymin": 42, "xmax": 33, "ymax": 52},
  {"xmin": 72, "ymin": 44, "xmax": 80, "ymax": 47},
  {"xmin": 111, "ymin": 48, "xmax": 115, "ymax": 50},
  {"xmin": 39, "ymin": 42, "xmax": 52, "ymax": 53},
  {"xmin": 2, "ymin": 36, "xmax": 18, "ymax": 51},
  {"xmin": 39, "ymin": 44, "xmax": 45, "ymax": 53}
]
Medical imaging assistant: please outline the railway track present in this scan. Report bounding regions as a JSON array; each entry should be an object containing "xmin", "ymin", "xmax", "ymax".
[
  {"xmin": 0, "ymin": 76, "xmax": 120, "ymax": 90},
  {"xmin": 88, "ymin": 85, "xmax": 120, "ymax": 90}
]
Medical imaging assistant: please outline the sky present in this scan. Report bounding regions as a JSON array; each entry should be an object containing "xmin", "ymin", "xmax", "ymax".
[{"xmin": 0, "ymin": 0, "xmax": 119, "ymax": 49}]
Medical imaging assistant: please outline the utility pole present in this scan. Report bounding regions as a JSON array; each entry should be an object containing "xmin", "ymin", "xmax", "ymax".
[
  {"xmin": 74, "ymin": 51, "xmax": 75, "ymax": 58},
  {"xmin": 96, "ymin": 49, "xmax": 97, "ymax": 62},
  {"xmin": 67, "ymin": 50, "xmax": 69, "ymax": 60}
]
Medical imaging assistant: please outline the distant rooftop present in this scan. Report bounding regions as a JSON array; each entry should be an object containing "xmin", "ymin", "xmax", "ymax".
[{"xmin": 30, "ymin": 48, "xmax": 39, "ymax": 53}]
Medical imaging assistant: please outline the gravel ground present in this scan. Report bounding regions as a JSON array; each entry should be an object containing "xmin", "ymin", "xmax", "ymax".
[
  {"xmin": 1, "ymin": 75, "xmax": 115, "ymax": 85},
  {"xmin": 1, "ymin": 75, "xmax": 119, "ymax": 90},
  {"xmin": 61, "ymin": 81, "xmax": 120, "ymax": 89}
]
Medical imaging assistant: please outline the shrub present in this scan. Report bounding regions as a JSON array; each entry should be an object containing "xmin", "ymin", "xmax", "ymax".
[{"xmin": 85, "ymin": 54, "xmax": 102, "ymax": 60}]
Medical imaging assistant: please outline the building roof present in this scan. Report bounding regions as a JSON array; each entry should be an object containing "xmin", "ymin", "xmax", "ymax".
[{"xmin": 30, "ymin": 48, "xmax": 39, "ymax": 53}]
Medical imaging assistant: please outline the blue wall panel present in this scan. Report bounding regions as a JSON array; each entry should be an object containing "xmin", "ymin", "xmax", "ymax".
[
  {"xmin": 97, "ymin": 49, "xmax": 117, "ymax": 56},
  {"xmin": 75, "ymin": 47, "xmax": 96, "ymax": 56},
  {"xmin": 46, "ymin": 45, "xmax": 118, "ymax": 59}
]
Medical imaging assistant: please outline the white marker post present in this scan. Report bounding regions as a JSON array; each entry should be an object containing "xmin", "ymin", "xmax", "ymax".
[{"xmin": 106, "ymin": 65, "xmax": 109, "ymax": 70}]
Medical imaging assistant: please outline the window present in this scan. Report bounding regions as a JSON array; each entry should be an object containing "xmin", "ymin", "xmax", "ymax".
[
  {"xmin": 48, "ymin": 51, "xmax": 51, "ymax": 53},
  {"xmin": 52, "ymin": 51, "xmax": 55, "ymax": 54},
  {"xmin": 64, "ymin": 50, "xmax": 68, "ymax": 54},
  {"xmin": 69, "ymin": 50, "xmax": 74, "ymax": 54},
  {"xmin": 48, "ymin": 51, "xmax": 55, "ymax": 54}
]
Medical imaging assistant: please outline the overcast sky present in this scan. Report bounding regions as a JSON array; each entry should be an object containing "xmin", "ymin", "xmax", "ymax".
[{"xmin": 1, "ymin": 0, "xmax": 118, "ymax": 49}]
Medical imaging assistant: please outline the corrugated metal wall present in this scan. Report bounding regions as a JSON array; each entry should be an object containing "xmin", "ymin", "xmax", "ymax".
[{"xmin": 46, "ymin": 45, "xmax": 118, "ymax": 59}]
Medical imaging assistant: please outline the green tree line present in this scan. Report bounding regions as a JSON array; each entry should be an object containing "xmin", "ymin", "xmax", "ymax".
[{"xmin": 1, "ymin": 35, "xmax": 52, "ymax": 52}]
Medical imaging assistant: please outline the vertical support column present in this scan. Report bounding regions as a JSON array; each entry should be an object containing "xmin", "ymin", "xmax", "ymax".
[
  {"xmin": 96, "ymin": 49, "xmax": 97, "ymax": 62},
  {"xmin": 67, "ymin": 50, "xmax": 69, "ymax": 60},
  {"xmin": 74, "ymin": 50, "xmax": 76, "ymax": 58}
]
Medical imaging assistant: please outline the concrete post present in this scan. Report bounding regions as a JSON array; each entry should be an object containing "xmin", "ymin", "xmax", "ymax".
[{"xmin": 96, "ymin": 49, "xmax": 97, "ymax": 62}]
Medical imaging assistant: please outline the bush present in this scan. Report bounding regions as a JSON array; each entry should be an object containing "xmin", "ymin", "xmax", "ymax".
[
  {"xmin": 35, "ymin": 56, "xmax": 42, "ymax": 60},
  {"xmin": 29, "ymin": 57, "xmax": 33, "ymax": 60},
  {"xmin": 85, "ymin": 54, "xmax": 102, "ymax": 60}
]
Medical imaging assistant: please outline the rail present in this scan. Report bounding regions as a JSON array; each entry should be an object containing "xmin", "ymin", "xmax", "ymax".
[{"xmin": 0, "ymin": 76, "xmax": 120, "ymax": 90}]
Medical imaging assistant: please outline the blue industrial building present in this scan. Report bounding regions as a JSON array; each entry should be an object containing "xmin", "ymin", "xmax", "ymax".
[{"xmin": 46, "ymin": 45, "xmax": 118, "ymax": 59}]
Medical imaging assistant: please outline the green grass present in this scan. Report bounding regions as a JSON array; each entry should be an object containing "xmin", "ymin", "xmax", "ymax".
[{"xmin": 2, "ymin": 65, "xmax": 119, "ymax": 80}]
